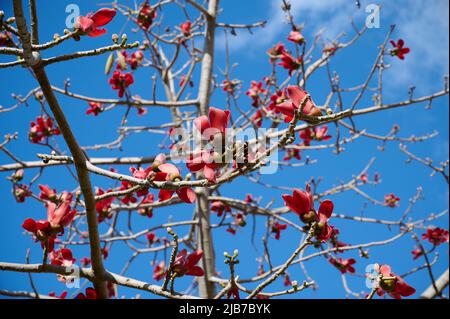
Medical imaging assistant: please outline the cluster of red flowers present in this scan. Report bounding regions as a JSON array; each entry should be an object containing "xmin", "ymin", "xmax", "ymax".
[
  {"xmin": 267, "ymin": 43, "xmax": 302, "ymax": 75},
  {"xmin": 282, "ymin": 184, "xmax": 334, "ymax": 242},
  {"xmin": 422, "ymin": 227, "xmax": 449, "ymax": 246},
  {"xmin": 246, "ymin": 81, "xmax": 266, "ymax": 108},
  {"xmin": 116, "ymin": 50, "xmax": 145, "ymax": 70},
  {"xmin": 28, "ymin": 116, "xmax": 61, "ymax": 143},
  {"xmin": 136, "ymin": 2, "xmax": 157, "ymax": 30}
]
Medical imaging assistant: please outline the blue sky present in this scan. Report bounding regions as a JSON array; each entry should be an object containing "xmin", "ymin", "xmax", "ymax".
[{"xmin": 0, "ymin": 0, "xmax": 448, "ymax": 299}]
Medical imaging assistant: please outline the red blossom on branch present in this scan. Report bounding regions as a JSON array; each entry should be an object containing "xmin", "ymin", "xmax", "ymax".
[
  {"xmin": 86, "ymin": 101, "xmax": 103, "ymax": 116},
  {"xmin": 75, "ymin": 8, "xmax": 116, "ymax": 37},
  {"xmin": 211, "ymin": 200, "xmax": 231, "ymax": 217},
  {"xmin": 278, "ymin": 51, "xmax": 302, "ymax": 75},
  {"xmin": 275, "ymin": 86, "xmax": 322, "ymax": 123},
  {"xmin": 154, "ymin": 163, "xmax": 196, "ymax": 203},
  {"xmin": 28, "ymin": 116, "xmax": 60, "ymax": 143},
  {"xmin": 390, "ymin": 39, "xmax": 410, "ymax": 60},
  {"xmin": 384, "ymin": 193, "xmax": 400, "ymax": 208},
  {"xmin": 376, "ymin": 264, "xmax": 416, "ymax": 299},
  {"xmin": 329, "ymin": 257, "xmax": 356, "ymax": 274},
  {"xmin": 137, "ymin": 2, "xmax": 157, "ymax": 30},
  {"xmin": 108, "ymin": 71, "xmax": 134, "ymax": 98},
  {"xmin": 172, "ymin": 249, "xmax": 204, "ymax": 277},
  {"xmin": 271, "ymin": 221, "xmax": 287, "ymax": 240},
  {"xmin": 282, "ymin": 185, "xmax": 334, "ymax": 242},
  {"xmin": 422, "ymin": 227, "xmax": 449, "ymax": 246},
  {"xmin": 287, "ymin": 30, "xmax": 305, "ymax": 44},
  {"xmin": 180, "ymin": 20, "xmax": 192, "ymax": 37}
]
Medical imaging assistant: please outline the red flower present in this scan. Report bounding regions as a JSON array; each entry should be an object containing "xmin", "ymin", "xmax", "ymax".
[
  {"xmin": 50, "ymin": 248, "xmax": 76, "ymax": 267},
  {"xmin": 390, "ymin": 39, "xmax": 410, "ymax": 60},
  {"xmin": 108, "ymin": 71, "xmax": 134, "ymax": 98},
  {"xmin": 38, "ymin": 184, "xmax": 58, "ymax": 202},
  {"xmin": 246, "ymin": 81, "xmax": 266, "ymax": 108},
  {"xmin": 384, "ymin": 193, "xmax": 400, "ymax": 208},
  {"xmin": 28, "ymin": 116, "xmax": 60, "ymax": 143},
  {"xmin": 245, "ymin": 194, "xmax": 254, "ymax": 203},
  {"xmin": 282, "ymin": 185, "xmax": 334, "ymax": 242},
  {"xmin": 180, "ymin": 20, "xmax": 192, "ymax": 37},
  {"xmin": 186, "ymin": 151, "xmax": 218, "ymax": 183},
  {"xmin": 329, "ymin": 258, "xmax": 356, "ymax": 274},
  {"xmin": 411, "ymin": 247, "xmax": 423, "ymax": 260},
  {"xmin": 22, "ymin": 201, "xmax": 76, "ymax": 252},
  {"xmin": 283, "ymin": 148, "xmax": 301, "ymax": 161},
  {"xmin": 287, "ymin": 30, "xmax": 305, "ymax": 44},
  {"xmin": 14, "ymin": 184, "xmax": 32, "ymax": 203},
  {"xmin": 119, "ymin": 181, "xmax": 138, "ymax": 205},
  {"xmin": 282, "ymin": 185, "xmax": 314, "ymax": 222},
  {"xmin": 95, "ymin": 188, "xmax": 115, "ymax": 222},
  {"xmin": 194, "ymin": 107, "xmax": 231, "ymax": 138},
  {"xmin": 268, "ymin": 90, "xmax": 288, "ymax": 111},
  {"xmin": 422, "ymin": 227, "xmax": 449, "ymax": 246},
  {"xmin": 211, "ymin": 201, "xmax": 231, "ymax": 217},
  {"xmin": 146, "ymin": 232, "xmax": 160, "ymax": 246},
  {"xmin": 0, "ymin": 32, "xmax": 14, "ymax": 47},
  {"xmin": 137, "ymin": 2, "xmax": 157, "ymax": 30},
  {"xmin": 128, "ymin": 50, "xmax": 144, "ymax": 70},
  {"xmin": 234, "ymin": 213, "xmax": 247, "ymax": 227},
  {"xmin": 138, "ymin": 194, "xmax": 155, "ymax": 217},
  {"xmin": 251, "ymin": 109, "xmax": 263, "ymax": 128},
  {"xmin": 275, "ymin": 86, "xmax": 322, "ymax": 123},
  {"xmin": 283, "ymin": 274, "xmax": 291, "ymax": 286},
  {"xmin": 86, "ymin": 101, "xmax": 103, "ymax": 116},
  {"xmin": 278, "ymin": 51, "xmax": 302, "ymax": 76},
  {"xmin": 153, "ymin": 261, "xmax": 166, "ymax": 281},
  {"xmin": 75, "ymin": 287, "xmax": 98, "ymax": 299},
  {"xmin": 48, "ymin": 291, "xmax": 68, "ymax": 299},
  {"xmin": 154, "ymin": 163, "xmax": 196, "ymax": 203},
  {"xmin": 376, "ymin": 265, "xmax": 416, "ymax": 299},
  {"xmin": 222, "ymin": 79, "xmax": 239, "ymax": 94},
  {"xmin": 46, "ymin": 201, "xmax": 76, "ymax": 231},
  {"xmin": 267, "ymin": 43, "xmax": 286, "ymax": 63},
  {"xmin": 312, "ymin": 125, "xmax": 332, "ymax": 141},
  {"xmin": 271, "ymin": 221, "xmax": 287, "ymax": 240},
  {"xmin": 75, "ymin": 8, "xmax": 116, "ymax": 37},
  {"xmin": 172, "ymin": 249, "xmax": 204, "ymax": 277},
  {"xmin": 360, "ymin": 173, "xmax": 368, "ymax": 184}
]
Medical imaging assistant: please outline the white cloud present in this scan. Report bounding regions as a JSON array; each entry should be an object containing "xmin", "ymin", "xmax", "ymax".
[
  {"xmin": 216, "ymin": 0, "xmax": 355, "ymax": 52},
  {"xmin": 216, "ymin": 0, "xmax": 449, "ymax": 92}
]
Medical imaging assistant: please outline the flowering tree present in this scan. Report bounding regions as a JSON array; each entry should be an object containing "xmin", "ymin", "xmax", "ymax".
[{"xmin": 0, "ymin": 0, "xmax": 448, "ymax": 300}]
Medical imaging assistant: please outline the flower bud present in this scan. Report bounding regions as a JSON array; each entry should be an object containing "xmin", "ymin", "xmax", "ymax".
[{"xmin": 112, "ymin": 33, "xmax": 119, "ymax": 44}]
